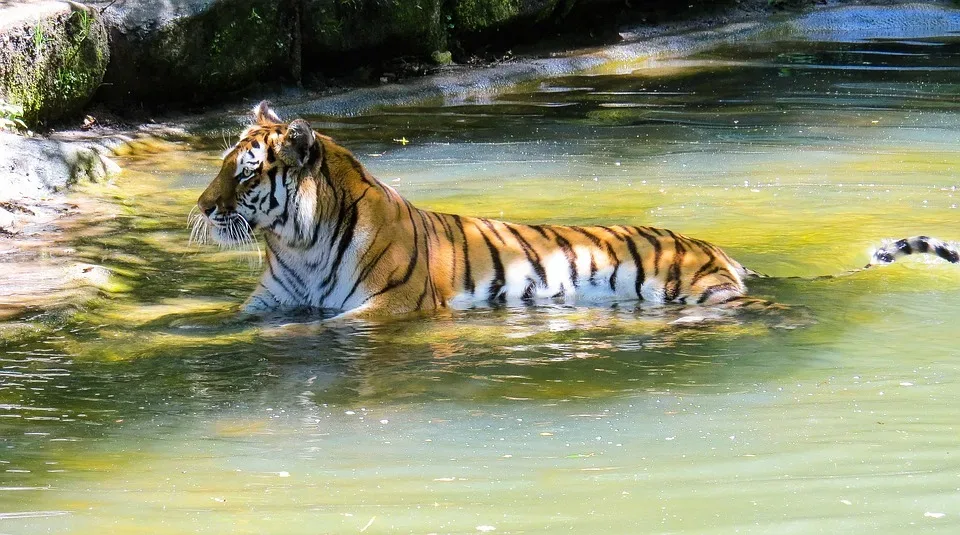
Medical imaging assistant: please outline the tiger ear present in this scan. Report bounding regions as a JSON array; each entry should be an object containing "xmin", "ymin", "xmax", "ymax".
[
  {"xmin": 278, "ymin": 119, "xmax": 318, "ymax": 167},
  {"xmin": 253, "ymin": 100, "xmax": 282, "ymax": 125}
]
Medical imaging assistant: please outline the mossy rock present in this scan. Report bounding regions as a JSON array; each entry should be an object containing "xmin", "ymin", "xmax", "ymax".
[
  {"xmin": 300, "ymin": 0, "xmax": 446, "ymax": 71},
  {"xmin": 0, "ymin": 2, "xmax": 109, "ymax": 128},
  {"xmin": 453, "ymin": 0, "xmax": 563, "ymax": 35},
  {"xmin": 97, "ymin": 0, "xmax": 299, "ymax": 107}
]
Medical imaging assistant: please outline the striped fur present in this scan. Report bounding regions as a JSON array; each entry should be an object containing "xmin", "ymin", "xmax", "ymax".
[
  {"xmin": 868, "ymin": 236, "xmax": 960, "ymax": 266},
  {"xmin": 196, "ymin": 102, "xmax": 958, "ymax": 318}
]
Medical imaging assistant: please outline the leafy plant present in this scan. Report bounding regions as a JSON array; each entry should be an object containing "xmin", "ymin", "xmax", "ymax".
[
  {"xmin": 0, "ymin": 100, "xmax": 28, "ymax": 132},
  {"xmin": 72, "ymin": 8, "xmax": 92, "ymax": 43},
  {"xmin": 32, "ymin": 22, "xmax": 46, "ymax": 52}
]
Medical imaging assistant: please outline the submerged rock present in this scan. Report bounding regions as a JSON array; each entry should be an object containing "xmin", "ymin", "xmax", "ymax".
[{"xmin": 0, "ymin": 131, "xmax": 118, "ymax": 203}]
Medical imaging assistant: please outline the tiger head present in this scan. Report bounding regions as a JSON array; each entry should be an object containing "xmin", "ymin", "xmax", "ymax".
[{"xmin": 195, "ymin": 101, "xmax": 322, "ymax": 246}]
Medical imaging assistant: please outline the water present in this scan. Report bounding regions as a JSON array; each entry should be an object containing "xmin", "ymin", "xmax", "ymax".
[{"xmin": 4, "ymin": 25, "xmax": 960, "ymax": 535}]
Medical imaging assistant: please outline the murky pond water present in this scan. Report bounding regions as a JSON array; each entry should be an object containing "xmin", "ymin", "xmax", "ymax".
[{"xmin": 4, "ymin": 22, "xmax": 960, "ymax": 535}]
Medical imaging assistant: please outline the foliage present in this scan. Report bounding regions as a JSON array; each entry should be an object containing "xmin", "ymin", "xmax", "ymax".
[
  {"xmin": 0, "ymin": 100, "xmax": 28, "ymax": 132},
  {"xmin": 32, "ymin": 22, "xmax": 46, "ymax": 52}
]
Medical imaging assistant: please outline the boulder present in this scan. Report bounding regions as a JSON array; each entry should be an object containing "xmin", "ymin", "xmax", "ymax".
[
  {"xmin": 452, "ymin": 0, "xmax": 564, "ymax": 36},
  {"xmin": 0, "ymin": 1, "xmax": 109, "ymax": 128},
  {"xmin": 300, "ymin": 0, "xmax": 447, "ymax": 72},
  {"xmin": 0, "ymin": 131, "xmax": 119, "ymax": 201},
  {"xmin": 90, "ymin": 0, "xmax": 300, "ymax": 107}
]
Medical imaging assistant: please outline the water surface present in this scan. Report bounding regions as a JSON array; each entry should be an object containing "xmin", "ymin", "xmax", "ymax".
[{"xmin": 3, "ymin": 27, "xmax": 960, "ymax": 535}]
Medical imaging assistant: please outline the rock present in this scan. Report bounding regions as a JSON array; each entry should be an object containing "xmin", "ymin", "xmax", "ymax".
[
  {"xmin": 785, "ymin": 4, "xmax": 960, "ymax": 42},
  {"xmin": 300, "ymin": 0, "xmax": 447, "ymax": 72},
  {"xmin": 89, "ymin": 0, "xmax": 300, "ymax": 107},
  {"xmin": 431, "ymin": 50, "xmax": 454, "ymax": 65},
  {"xmin": 0, "ymin": 1, "xmax": 110, "ymax": 128},
  {"xmin": 0, "ymin": 131, "xmax": 119, "ymax": 200},
  {"xmin": 84, "ymin": 0, "xmax": 633, "ymax": 108},
  {"xmin": 452, "ymin": 0, "xmax": 562, "ymax": 36},
  {"xmin": 0, "ymin": 206, "xmax": 16, "ymax": 233},
  {"xmin": 450, "ymin": 0, "xmax": 624, "ymax": 49}
]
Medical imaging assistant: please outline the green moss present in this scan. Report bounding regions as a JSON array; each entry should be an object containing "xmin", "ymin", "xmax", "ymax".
[
  {"xmin": 0, "ymin": 6, "xmax": 108, "ymax": 128},
  {"xmin": 454, "ymin": 0, "xmax": 522, "ymax": 33},
  {"xmin": 101, "ymin": 0, "xmax": 298, "ymax": 105},
  {"xmin": 301, "ymin": 0, "xmax": 446, "ymax": 66},
  {"xmin": 452, "ymin": 0, "xmax": 561, "ymax": 34}
]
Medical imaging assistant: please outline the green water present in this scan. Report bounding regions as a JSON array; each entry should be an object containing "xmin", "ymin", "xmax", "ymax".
[{"xmin": 4, "ymin": 34, "xmax": 960, "ymax": 534}]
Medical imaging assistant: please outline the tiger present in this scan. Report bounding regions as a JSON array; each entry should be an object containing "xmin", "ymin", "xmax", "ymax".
[{"xmin": 193, "ymin": 101, "xmax": 959, "ymax": 319}]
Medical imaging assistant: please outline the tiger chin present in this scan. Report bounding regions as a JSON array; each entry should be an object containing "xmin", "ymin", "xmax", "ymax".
[{"xmin": 195, "ymin": 101, "xmax": 959, "ymax": 320}]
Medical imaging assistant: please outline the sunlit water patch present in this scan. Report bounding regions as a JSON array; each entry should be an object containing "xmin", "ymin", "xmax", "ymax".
[{"xmin": 3, "ymin": 20, "xmax": 960, "ymax": 535}]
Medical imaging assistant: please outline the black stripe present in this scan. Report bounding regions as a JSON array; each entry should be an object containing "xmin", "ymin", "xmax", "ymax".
[
  {"xmin": 548, "ymin": 228, "xmax": 579, "ymax": 288},
  {"xmin": 326, "ymin": 197, "xmax": 349, "ymax": 249},
  {"xmin": 690, "ymin": 243, "xmax": 719, "ymax": 286},
  {"xmin": 344, "ymin": 154, "xmax": 378, "ymax": 188},
  {"xmin": 874, "ymin": 250, "xmax": 895, "ymax": 264},
  {"xmin": 414, "ymin": 209, "xmax": 439, "ymax": 307},
  {"xmin": 481, "ymin": 219, "xmax": 507, "ymax": 245},
  {"xmin": 698, "ymin": 283, "xmax": 738, "ymax": 304},
  {"xmin": 266, "ymin": 255, "xmax": 297, "ymax": 297},
  {"xmin": 452, "ymin": 215, "xmax": 475, "ymax": 294},
  {"xmin": 267, "ymin": 168, "xmax": 279, "ymax": 210},
  {"xmin": 319, "ymin": 156, "xmax": 337, "ymax": 192},
  {"xmin": 691, "ymin": 264, "xmax": 721, "ymax": 286},
  {"xmin": 317, "ymin": 188, "xmax": 370, "ymax": 299},
  {"xmin": 529, "ymin": 225, "xmax": 550, "ymax": 239},
  {"xmin": 632, "ymin": 226, "xmax": 662, "ymax": 275},
  {"xmin": 522, "ymin": 279, "xmax": 536, "ymax": 300},
  {"xmin": 415, "ymin": 277, "xmax": 430, "ymax": 310},
  {"xmin": 340, "ymin": 227, "xmax": 386, "ymax": 307},
  {"xmin": 292, "ymin": 201, "xmax": 303, "ymax": 243},
  {"xmin": 895, "ymin": 238, "xmax": 912, "ymax": 254},
  {"xmin": 935, "ymin": 244, "xmax": 960, "ymax": 263},
  {"xmin": 608, "ymin": 244, "xmax": 620, "ymax": 291},
  {"xmin": 267, "ymin": 242, "xmax": 308, "ymax": 293},
  {"xmin": 435, "ymin": 214, "xmax": 458, "ymax": 289},
  {"xmin": 367, "ymin": 201, "xmax": 421, "ymax": 300},
  {"xmin": 273, "ymin": 169, "xmax": 290, "ymax": 228},
  {"xmin": 570, "ymin": 226, "xmax": 603, "ymax": 247},
  {"xmin": 306, "ymin": 143, "xmax": 321, "ymax": 167},
  {"xmin": 595, "ymin": 227, "xmax": 623, "ymax": 291},
  {"xmin": 478, "ymin": 227, "xmax": 506, "ymax": 302},
  {"xmin": 318, "ymin": 156, "xmax": 343, "ymax": 231},
  {"xmin": 507, "ymin": 224, "xmax": 548, "ymax": 287},
  {"xmin": 598, "ymin": 226, "xmax": 625, "ymax": 239},
  {"xmin": 623, "ymin": 236, "xmax": 645, "ymax": 300},
  {"xmin": 342, "ymin": 243, "xmax": 392, "ymax": 307},
  {"xmin": 664, "ymin": 230, "xmax": 686, "ymax": 302}
]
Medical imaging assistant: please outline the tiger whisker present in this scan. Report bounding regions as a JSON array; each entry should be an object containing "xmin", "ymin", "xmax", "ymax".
[
  {"xmin": 188, "ymin": 211, "xmax": 209, "ymax": 246},
  {"xmin": 234, "ymin": 213, "xmax": 263, "ymax": 266}
]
